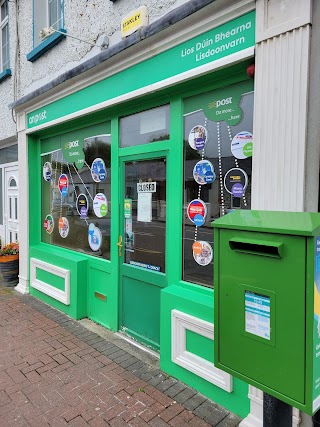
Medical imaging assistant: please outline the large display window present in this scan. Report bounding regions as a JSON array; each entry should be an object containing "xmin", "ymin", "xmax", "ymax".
[
  {"xmin": 183, "ymin": 80, "xmax": 254, "ymax": 287},
  {"xmin": 41, "ymin": 123, "xmax": 111, "ymax": 259}
]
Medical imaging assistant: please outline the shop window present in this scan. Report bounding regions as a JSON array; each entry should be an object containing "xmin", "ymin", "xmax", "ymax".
[
  {"xmin": 41, "ymin": 132, "xmax": 111, "ymax": 260},
  {"xmin": 183, "ymin": 80, "xmax": 254, "ymax": 288},
  {"xmin": 0, "ymin": 0, "xmax": 9, "ymax": 72},
  {"xmin": 120, "ymin": 105, "xmax": 170, "ymax": 147}
]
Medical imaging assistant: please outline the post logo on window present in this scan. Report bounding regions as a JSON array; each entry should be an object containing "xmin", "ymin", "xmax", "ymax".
[{"xmin": 209, "ymin": 97, "xmax": 233, "ymax": 109}]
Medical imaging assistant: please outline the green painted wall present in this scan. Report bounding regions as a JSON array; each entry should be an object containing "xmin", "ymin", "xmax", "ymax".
[
  {"xmin": 30, "ymin": 245, "xmax": 87, "ymax": 319},
  {"xmin": 160, "ymin": 284, "xmax": 249, "ymax": 418},
  {"xmin": 36, "ymin": 268, "xmax": 65, "ymax": 291},
  {"xmin": 27, "ymin": 59, "xmax": 254, "ymax": 416},
  {"xmin": 186, "ymin": 330, "xmax": 213, "ymax": 362}
]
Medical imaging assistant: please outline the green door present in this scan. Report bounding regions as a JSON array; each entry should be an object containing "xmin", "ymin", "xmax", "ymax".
[
  {"xmin": 119, "ymin": 156, "xmax": 167, "ymax": 350},
  {"xmin": 116, "ymin": 102, "xmax": 181, "ymax": 350}
]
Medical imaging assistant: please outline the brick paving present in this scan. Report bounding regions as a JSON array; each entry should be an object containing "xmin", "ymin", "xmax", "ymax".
[{"xmin": 0, "ymin": 286, "xmax": 242, "ymax": 427}]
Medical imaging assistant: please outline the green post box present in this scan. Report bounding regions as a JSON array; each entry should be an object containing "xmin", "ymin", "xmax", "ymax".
[{"xmin": 212, "ymin": 210, "xmax": 320, "ymax": 415}]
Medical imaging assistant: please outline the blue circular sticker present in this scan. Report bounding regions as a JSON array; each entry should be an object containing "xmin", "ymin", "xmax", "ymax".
[
  {"xmin": 43, "ymin": 162, "xmax": 52, "ymax": 182},
  {"xmin": 91, "ymin": 158, "xmax": 107, "ymax": 183},
  {"xmin": 61, "ymin": 187, "xmax": 68, "ymax": 198},
  {"xmin": 188, "ymin": 126, "xmax": 208, "ymax": 151},
  {"xmin": 232, "ymin": 183, "xmax": 244, "ymax": 198},
  {"xmin": 193, "ymin": 160, "xmax": 215, "ymax": 185},
  {"xmin": 193, "ymin": 214, "xmax": 205, "ymax": 227},
  {"xmin": 80, "ymin": 206, "xmax": 87, "ymax": 218},
  {"xmin": 88, "ymin": 223, "xmax": 102, "ymax": 251}
]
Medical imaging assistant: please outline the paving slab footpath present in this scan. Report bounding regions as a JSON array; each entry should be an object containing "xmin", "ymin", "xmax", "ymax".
[{"xmin": 0, "ymin": 286, "xmax": 242, "ymax": 427}]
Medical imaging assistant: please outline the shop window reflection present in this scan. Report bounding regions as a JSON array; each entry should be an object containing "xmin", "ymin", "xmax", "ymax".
[
  {"xmin": 41, "ymin": 134, "xmax": 111, "ymax": 260},
  {"xmin": 183, "ymin": 82, "xmax": 254, "ymax": 288}
]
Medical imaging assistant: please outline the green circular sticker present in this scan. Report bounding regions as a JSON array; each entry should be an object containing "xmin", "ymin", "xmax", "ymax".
[
  {"xmin": 231, "ymin": 131, "xmax": 253, "ymax": 159},
  {"xmin": 93, "ymin": 193, "xmax": 108, "ymax": 218},
  {"xmin": 243, "ymin": 142, "xmax": 253, "ymax": 158},
  {"xmin": 100, "ymin": 204, "xmax": 108, "ymax": 217}
]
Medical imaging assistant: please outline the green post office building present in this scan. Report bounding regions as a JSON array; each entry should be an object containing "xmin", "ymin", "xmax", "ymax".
[{"xmin": 10, "ymin": 0, "xmax": 320, "ymax": 425}]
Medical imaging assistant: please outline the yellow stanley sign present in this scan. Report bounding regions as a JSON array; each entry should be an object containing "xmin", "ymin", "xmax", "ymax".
[{"xmin": 121, "ymin": 6, "xmax": 148, "ymax": 38}]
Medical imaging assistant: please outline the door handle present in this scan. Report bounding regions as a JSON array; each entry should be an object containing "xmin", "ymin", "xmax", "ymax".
[{"xmin": 117, "ymin": 235, "xmax": 123, "ymax": 257}]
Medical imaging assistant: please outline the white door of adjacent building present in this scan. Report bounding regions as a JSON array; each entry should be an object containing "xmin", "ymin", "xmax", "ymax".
[{"xmin": 5, "ymin": 166, "xmax": 19, "ymax": 244}]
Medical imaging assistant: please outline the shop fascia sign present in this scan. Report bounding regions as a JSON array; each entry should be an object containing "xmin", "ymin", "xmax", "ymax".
[
  {"xmin": 121, "ymin": 6, "xmax": 148, "ymax": 38},
  {"xmin": 27, "ymin": 11, "xmax": 255, "ymax": 129}
]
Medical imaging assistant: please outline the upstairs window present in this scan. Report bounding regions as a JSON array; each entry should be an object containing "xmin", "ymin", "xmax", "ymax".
[
  {"xmin": 33, "ymin": 0, "xmax": 63, "ymax": 48},
  {"xmin": 0, "ymin": 0, "xmax": 9, "ymax": 72}
]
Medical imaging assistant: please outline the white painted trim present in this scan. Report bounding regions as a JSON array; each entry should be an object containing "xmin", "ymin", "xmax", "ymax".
[
  {"xmin": 313, "ymin": 396, "xmax": 320, "ymax": 413},
  {"xmin": 256, "ymin": 0, "xmax": 312, "ymax": 43},
  {"xmin": 292, "ymin": 408, "xmax": 301, "ymax": 427},
  {"xmin": 18, "ymin": 0, "xmax": 255, "ymax": 118},
  {"xmin": 15, "ymin": 274, "xmax": 29, "ymax": 294},
  {"xmin": 18, "ymin": 129, "xmax": 29, "ymax": 294},
  {"xmin": 25, "ymin": 46, "xmax": 254, "ymax": 134},
  {"xmin": 30, "ymin": 258, "xmax": 70, "ymax": 305},
  {"xmin": 240, "ymin": 386, "xmax": 263, "ymax": 427},
  {"xmin": 240, "ymin": 414, "xmax": 263, "ymax": 427},
  {"xmin": 171, "ymin": 310, "xmax": 232, "ymax": 393}
]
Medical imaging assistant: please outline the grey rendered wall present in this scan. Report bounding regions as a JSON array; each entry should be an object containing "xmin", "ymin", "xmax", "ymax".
[
  {"xmin": 17, "ymin": 0, "xmax": 190, "ymax": 96},
  {"xmin": 0, "ymin": 0, "xmax": 17, "ymax": 143}
]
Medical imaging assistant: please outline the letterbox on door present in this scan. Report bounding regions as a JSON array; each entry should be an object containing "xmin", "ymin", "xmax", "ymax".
[{"xmin": 212, "ymin": 210, "xmax": 320, "ymax": 415}]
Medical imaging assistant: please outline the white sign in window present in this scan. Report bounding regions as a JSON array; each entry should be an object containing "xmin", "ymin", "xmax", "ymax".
[
  {"xmin": 137, "ymin": 192, "xmax": 152, "ymax": 222},
  {"xmin": 137, "ymin": 181, "xmax": 156, "ymax": 193}
]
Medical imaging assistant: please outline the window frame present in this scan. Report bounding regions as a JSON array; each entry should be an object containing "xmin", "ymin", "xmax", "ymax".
[
  {"xmin": 27, "ymin": 0, "xmax": 65, "ymax": 62},
  {"xmin": 0, "ymin": 0, "xmax": 9, "ymax": 73}
]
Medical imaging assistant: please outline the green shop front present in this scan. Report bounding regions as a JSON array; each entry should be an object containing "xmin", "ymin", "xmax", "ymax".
[{"xmin": 19, "ymin": 10, "xmax": 255, "ymax": 418}]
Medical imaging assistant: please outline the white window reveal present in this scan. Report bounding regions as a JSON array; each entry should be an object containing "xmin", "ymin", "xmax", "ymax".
[
  {"xmin": 33, "ymin": 0, "xmax": 63, "ymax": 48},
  {"xmin": 0, "ymin": 0, "xmax": 9, "ymax": 72}
]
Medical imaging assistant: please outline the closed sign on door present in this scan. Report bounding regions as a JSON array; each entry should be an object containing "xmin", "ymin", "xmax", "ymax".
[{"xmin": 137, "ymin": 182, "xmax": 156, "ymax": 193}]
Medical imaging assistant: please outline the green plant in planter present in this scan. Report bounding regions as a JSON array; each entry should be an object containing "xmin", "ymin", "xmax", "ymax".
[{"xmin": 0, "ymin": 242, "xmax": 19, "ymax": 287}]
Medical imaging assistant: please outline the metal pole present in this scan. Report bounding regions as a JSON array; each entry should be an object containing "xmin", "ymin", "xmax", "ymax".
[{"xmin": 263, "ymin": 393, "xmax": 292, "ymax": 427}]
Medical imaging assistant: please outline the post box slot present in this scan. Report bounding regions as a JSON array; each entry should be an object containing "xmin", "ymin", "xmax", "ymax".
[{"xmin": 229, "ymin": 238, "xmax": 283, "ymax": 258}]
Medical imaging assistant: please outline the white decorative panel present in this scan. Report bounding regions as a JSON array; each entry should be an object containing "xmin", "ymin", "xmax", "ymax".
[
  {"xmin": 171, "ymin": 310, "xmax": 232, "ymax": 392},
  {"xmin": 256, "ymin": 0, "xmax": 312, "ymax": 42},
  {"xmin": 251, "ymin": 25, "xmax": 310, "ymax": 212},
  {"xmin": 30, "ymin": 258, "xmax": 70, "ymax": 305}
]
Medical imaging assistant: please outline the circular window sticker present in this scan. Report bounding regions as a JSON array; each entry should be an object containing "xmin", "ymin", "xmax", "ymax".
[
  {"xmin": 193, "ymin": 241, "xmax": 213, "ymax": 266},
  {"xmin": 91, "ymin": 158, "xmax": 107, "ymax": 183},
  {"xmin": 43, "ymin": 162, "xmax": 52, "ymax": 182},
  {"xmin": 224, "ymin": 168, "xmax": 248, "ymax": 198},
  {"xmin": 187, "ymin": 199, "xmax": 207, "ymax": 227},
  {"xmin": 88, "ymin": 223, "xmax": 102, "ymax": 251},
  {"xmin": 76, "ymin": 193, "xmax": 89, "ymax": 218},
  {"xmin": 188, "ymin": 125, "xmax": 208, "ymax": 151},
  {"xmin": 193, "ymin": 160, "xmax": 215, "ymax": 185},
  {"xmin": 44, "ymin": 214, "xmax": 54, "ymax": 234},
  {"xmin": 58, "ymin": 174, "xmax": 68, "ymax": 197},
  {"xmin": 93, "ymin": 193, "xmax": 108, "ymax": 218},
  {"xmin": 231, "ymin": 131, "xmax": 253, "ymax": 159},
  {"xmin": 58, "ymin": 217, "xmax": 69, "ymax": 239}
]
